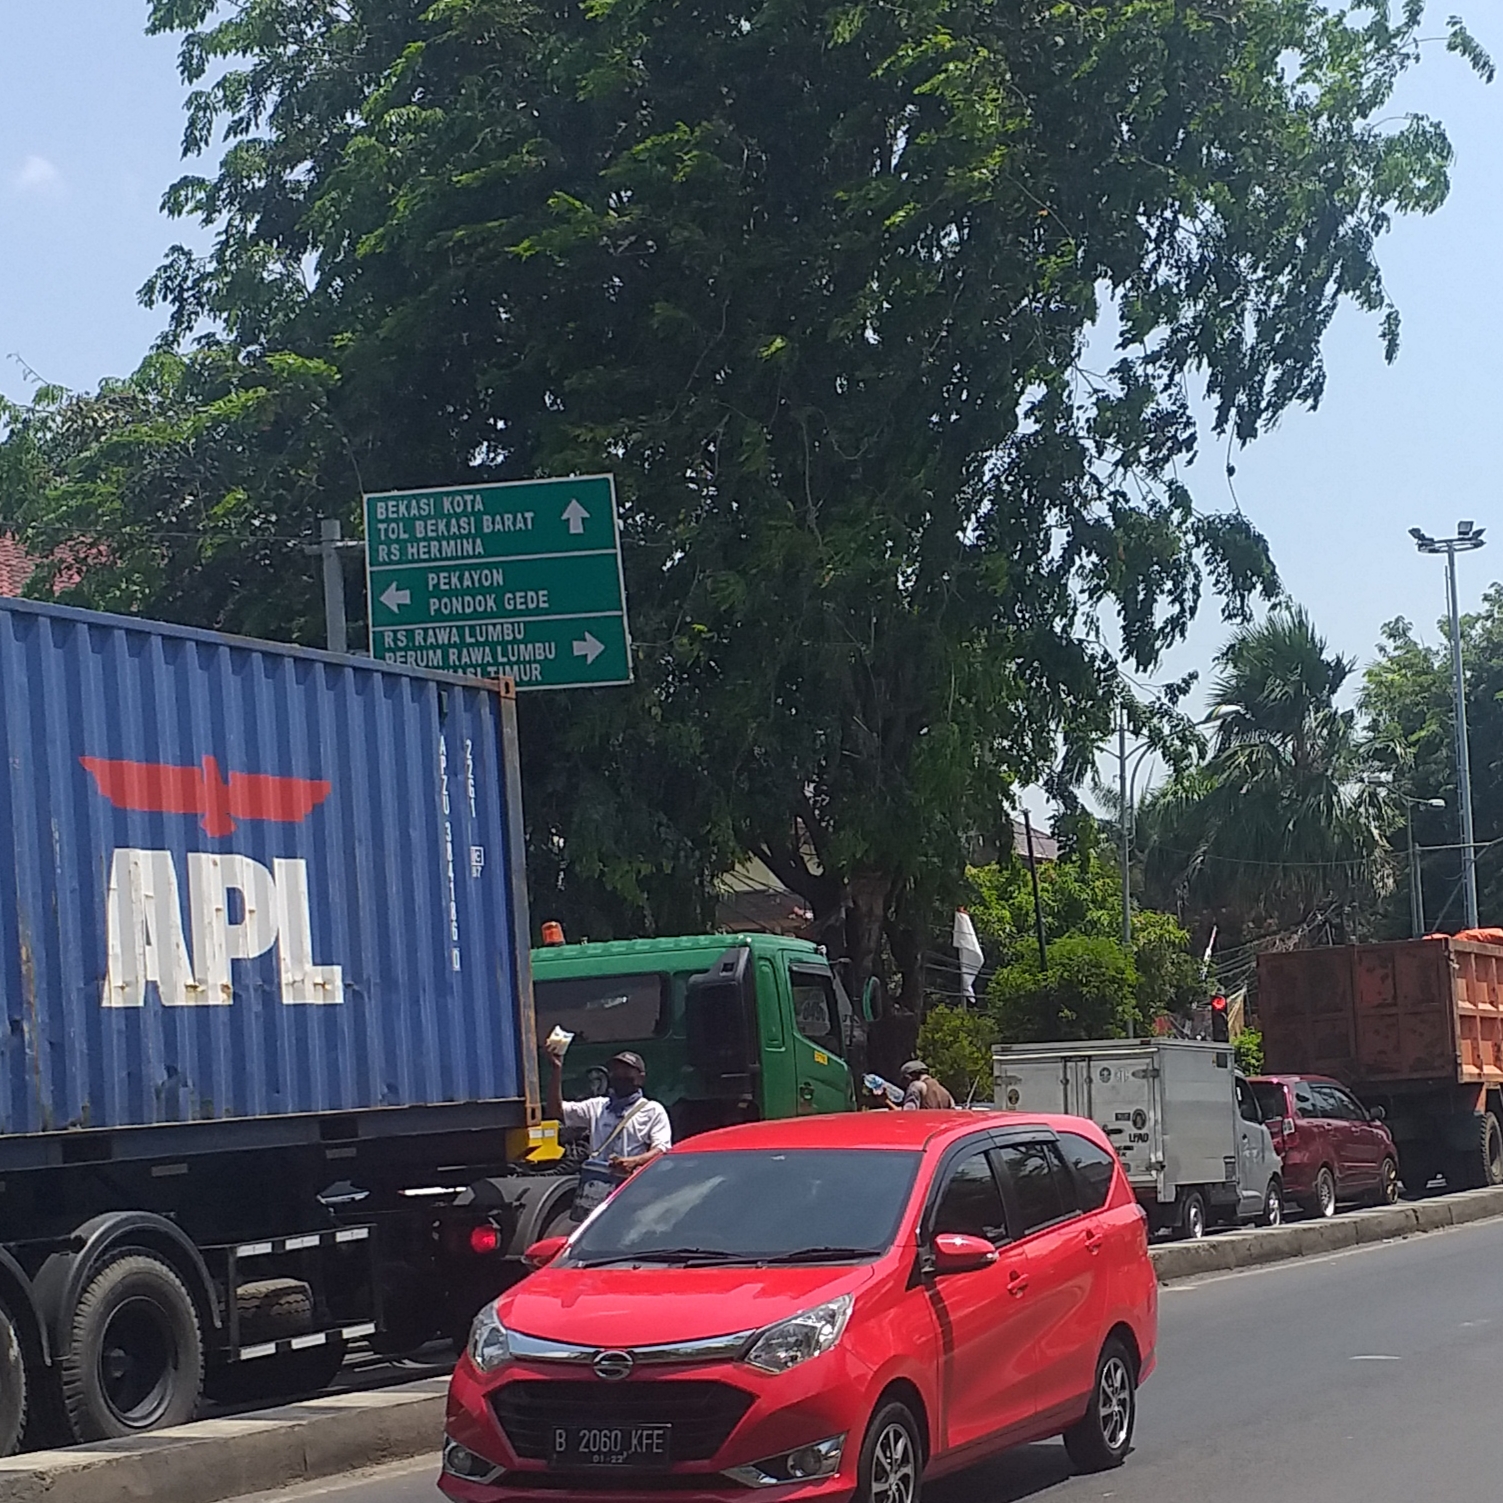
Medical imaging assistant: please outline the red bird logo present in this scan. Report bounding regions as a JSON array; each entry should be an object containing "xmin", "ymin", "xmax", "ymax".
[{"xmin": 80, "ymin": 756, "xmax": 332, "ymax": 837}]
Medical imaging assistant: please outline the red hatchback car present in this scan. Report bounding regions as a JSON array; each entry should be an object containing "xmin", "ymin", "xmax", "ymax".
[
  {"xmin": 1250, "ymin": 1075, "xmax": 1400, "ymax": 1215},
  {"xmin": 440, "ymin": 1112, "xmax": 1156, "ymax": 1503}
]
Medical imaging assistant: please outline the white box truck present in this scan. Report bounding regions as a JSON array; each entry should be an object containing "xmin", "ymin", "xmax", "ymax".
[{"xmin": 993, "ymin": 1038, "xmax": 1283, "ymax": 1239}]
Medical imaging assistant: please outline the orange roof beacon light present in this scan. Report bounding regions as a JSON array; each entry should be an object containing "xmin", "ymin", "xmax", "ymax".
[{"xmin": 540, "ymin": 921, "xmax": 567, "ymax": 947}]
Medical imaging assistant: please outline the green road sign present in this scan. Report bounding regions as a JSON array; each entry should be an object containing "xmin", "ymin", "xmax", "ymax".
[{"xmin": 364, "ymin": 475, "xmax": 632, "ymax": 689}]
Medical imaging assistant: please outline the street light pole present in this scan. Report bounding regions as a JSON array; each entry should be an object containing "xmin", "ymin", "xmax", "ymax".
[
  {"xmin": 1119, "ymin": 706, "xmax": 1131, "ymax": 951},
  {"xmin": 1411, "ymin": 523, "xmax": 1486, "ymax": 929}
]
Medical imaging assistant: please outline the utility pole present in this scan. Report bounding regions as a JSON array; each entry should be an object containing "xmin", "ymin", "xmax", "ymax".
[
  {"xmin": 1401, "ymin": 794, "xmax": 1447, "ymax": 938},
  {"xmin": 302, "ymin": 519, "xmax": 365, "ymax": 655},
  {"xmin": 1411, "ymin": 523, "xmax": 1486, "ymax": 928},
  {"xmin": 1022, "ymin": 810, "xmax": 1048, "ymax": 972},
  {"xmin": 1119, "ymin": 706, "xmax": 1131, "ymax": 951}
]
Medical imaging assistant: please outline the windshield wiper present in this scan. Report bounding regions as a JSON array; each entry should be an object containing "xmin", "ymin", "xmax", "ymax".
[
  {"xmin": 756, "ymin": 1246, "xmax": 881, "ymax": 1264},
  {"xmin": 576, "ymin": 1247, "xmax": 744, "ymax": 1268}
]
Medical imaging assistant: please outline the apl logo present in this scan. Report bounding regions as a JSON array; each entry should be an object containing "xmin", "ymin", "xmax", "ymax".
[{"xmin": 81, "ymin": 755, "xmax": 344, "ymax": 1010}]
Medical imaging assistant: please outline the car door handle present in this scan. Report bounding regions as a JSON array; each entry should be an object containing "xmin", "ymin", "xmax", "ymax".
[
  {"xmin": 1084, "ymin": 1229, "xmax": 1103, "ymax": 1255},
  {"xmin": 1007, "ymin": 1269, "xmax": 1029, "ymax": 1297}
]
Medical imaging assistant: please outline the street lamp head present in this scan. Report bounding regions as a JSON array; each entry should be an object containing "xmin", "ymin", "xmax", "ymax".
[
  {"xmin": 1409, "ymin": 527, "xmax": 1430, "ymax": 544},
  {"xmin": 1424, "ymin": 797, "xmax": 1447, "ymax": 808},
  {"xmin": 1458, "ymin": 520, "xmax": 1475, "ymax": 536}
]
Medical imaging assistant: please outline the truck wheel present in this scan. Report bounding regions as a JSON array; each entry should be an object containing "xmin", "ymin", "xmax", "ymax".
[
  {"xmin": 1177, "ymin": 1192, "xmax": 1207, "ymax": 1241},
  {"xmin": 0, "ymin": 1304, "xmax": 25, "ymax": 1458},
  {"xmin": 1260, "ymin": 1180, "xmax": 1284, "ymax": 1227},
  {"xmin": 60, "ymin": 1254, "xmax": 203, "ymax": 1441},
  {"xmin": 1480, "ymin": 1114, "xmax": 1503, "ymax": 1187}
]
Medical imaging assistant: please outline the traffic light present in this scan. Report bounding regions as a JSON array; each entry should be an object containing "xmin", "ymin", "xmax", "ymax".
[{"xmin": 1210, "ymin": 994, "xmax": 1229, "ymax": 1043}]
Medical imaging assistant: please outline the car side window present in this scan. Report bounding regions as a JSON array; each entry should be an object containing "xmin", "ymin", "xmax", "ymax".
[
  {"xmin": 788, "ymin": 968, "xmax": 843, "ymax": 1058},
  {"xmin": 1042, "ymin": 1140, "xmax": 1080, "ymax": 1216},
  {"xmin": 995, "ymin": 1141, "xmax": 1067, "ymax": 1234},
  {"xmin": 931, "ymin": 1150, "xmax": 1009, "ymax": 1245},
  {"xmin": 1308, "ymin": 1083, "xmax": 1350, "ymax": 1121},
  {"xmin": 1235, "ymin": 1077, "xmax": 1262, "ymax": 1125},
  {"xmin": 1292, "ymin": 1080, "xmax": 1318, "ymax": 1117},
  {"xmin": 1058, "ymin": 1131, "xmax": 1117, "ymax": 1213},
  {"xmin": 1332, "ymin": 1087, "xmax": 1367, "ymax": 1122}
]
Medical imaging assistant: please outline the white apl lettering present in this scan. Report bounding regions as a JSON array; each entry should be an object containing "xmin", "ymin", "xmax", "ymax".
[{"xmin": 102, "ymin": 849, "xmax": 345, "ymax": 1008}]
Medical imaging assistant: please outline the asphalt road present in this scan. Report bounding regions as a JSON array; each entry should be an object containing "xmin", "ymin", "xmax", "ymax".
[{"xmin": 230, "ymin": 1216, "xmax": 1503, "ymax": 1503}]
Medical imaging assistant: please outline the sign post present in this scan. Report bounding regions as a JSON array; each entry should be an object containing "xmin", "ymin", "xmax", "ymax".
[{"xmin": 364, "ymin": 475, "xmax": 631, "ymax": 689}]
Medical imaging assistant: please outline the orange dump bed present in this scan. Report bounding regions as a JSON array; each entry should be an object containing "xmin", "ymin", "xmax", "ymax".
[{"xmin": 1259, "ymin": 939, "xmax": 1503, "ymax": 1088}]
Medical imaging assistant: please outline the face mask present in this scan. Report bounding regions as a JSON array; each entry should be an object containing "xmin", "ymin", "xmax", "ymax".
[{"xmin": 608, "ymin": 1077, "xmax": 641, "ymax": 1101}]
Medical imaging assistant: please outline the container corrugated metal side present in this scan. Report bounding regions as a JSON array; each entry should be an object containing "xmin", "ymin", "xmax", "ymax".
[{"xmin": 0, "ymin": 597, "xmax": 533, "ymax": 1140}]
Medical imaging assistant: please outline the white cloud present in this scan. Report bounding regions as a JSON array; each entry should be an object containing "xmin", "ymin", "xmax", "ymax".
[{"xmin": 13, "ymin": 156, "xmax": 63, "ymax": 196}]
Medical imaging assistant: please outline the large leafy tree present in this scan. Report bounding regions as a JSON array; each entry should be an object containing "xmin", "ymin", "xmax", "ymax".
[
  {"xmin": 5, "ymin": 0, "xmax": 1485, "ymax": 979},
  {"xmin": 1139, "ymin": 606, "xmax": 1389, "ymax": 944},
  {"xmin": 1361, "ymin": 591, "xmax": 1503, "ymax": 932}
]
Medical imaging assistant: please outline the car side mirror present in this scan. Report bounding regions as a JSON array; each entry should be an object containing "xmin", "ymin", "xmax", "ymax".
[
  {"xmin": 931, "ymin": 1233, "xmax": 998, "ymax": 1274},
  {"xmin": 523, "ymin": 1235, "xmax": 569, "ymax": 1269},
  {"xmin": 861, "ymin": 975, "xmax": 885, "ymax": 1022},
  {"xmin": 1368, "ymin": 1104, "xmax": 1386, "ymax": 1122}
]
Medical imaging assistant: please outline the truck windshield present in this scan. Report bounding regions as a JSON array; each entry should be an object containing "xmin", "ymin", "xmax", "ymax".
[
  {"xmin": 564, "ymin": 1148, "xmax": 922, "ymax": 1266},
  {"xmin": 534, "ymin": 974, "xmax": 667, "ymax": 1044}
]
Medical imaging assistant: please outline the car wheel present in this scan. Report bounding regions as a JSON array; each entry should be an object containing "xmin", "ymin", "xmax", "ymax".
[
  {"xmin": 1260, "ymin": 1180, "xmax": 1283, "ymax": 1227},
  {"xmin": 1310, "ymin": 1166, "xmax": 1337, "ymax": 1219},
  {"xmin": 60, "ymin": 1254, "xmax": 204, "ymax": 1442},
  {"xmin": 1375, "ymin": 1157, "xmax": 1400, "ymax": 1206},
  {"xmin": 1177, "ymin": 1191, "xmax": 1206, "ymax": 1241},
  {"xmin": 855, "ymin": 1400, "xmax": 923, "ymax": 1503},
  {"xmin": 1064, "ymin": 1337, "xmax": 1136, "ymax": 1472}
]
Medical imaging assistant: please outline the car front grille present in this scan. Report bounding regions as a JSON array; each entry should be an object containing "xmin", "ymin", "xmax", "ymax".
[{"xmin": 493, "ymin": 1379, "xmax": 756, "ymax": 1463}]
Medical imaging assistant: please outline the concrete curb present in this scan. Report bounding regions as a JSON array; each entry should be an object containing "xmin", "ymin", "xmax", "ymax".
[
  {"xmin": 1150, "ymin": 1184, "xmax": 1503, "ymax": 1282},
  {"xmin": 0, "ymin": 1378, "xmax": 448, "ymax": 1503}
]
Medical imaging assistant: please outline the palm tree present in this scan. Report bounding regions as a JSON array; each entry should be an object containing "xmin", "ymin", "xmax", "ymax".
[{"xmin": 1138, "ymin": 607, "xmax": 1389, "ymax": 945}]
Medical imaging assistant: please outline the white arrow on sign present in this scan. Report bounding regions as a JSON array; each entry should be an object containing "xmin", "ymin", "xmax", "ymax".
[
  {"xmin": 573, "ymin": 631, "xmax": 605, "ymax": 665},
  {"xmin": 562, "ymin": 499, "xmax": 590, "ymax": 535},
  {"xmin": 380, "ymin": 582, "xmax": 412, "ymax": 614}
]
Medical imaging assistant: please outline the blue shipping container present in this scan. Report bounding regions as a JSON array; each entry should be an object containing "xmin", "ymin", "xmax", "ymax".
[{"xmin": 0, "ymin": 598, "xmax": 535, "ymax": 1143}]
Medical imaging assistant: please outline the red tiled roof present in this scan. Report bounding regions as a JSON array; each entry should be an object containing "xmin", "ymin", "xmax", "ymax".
[{"xmin": 0, "ymin": 536, "xmax": 36, "ymax": 596}]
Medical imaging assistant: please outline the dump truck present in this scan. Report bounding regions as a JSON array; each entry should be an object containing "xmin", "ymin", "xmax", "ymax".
[
  {"xmin": 1258, "ymin": 938, "xmax": 1503, "ymax": 1194},
  {"xmin": 0, "ymin": 596, "xmax": 567, "ymax": 1453}
]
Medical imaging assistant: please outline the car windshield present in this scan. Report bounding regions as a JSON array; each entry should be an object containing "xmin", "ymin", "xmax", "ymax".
[
  {"xmin": 1251, "ymin": 1082, "xmax": 1287, "ymax": 1122},
  {"xmin": 564, "ymin": 1148, "xmax": 922, "ymax": 1266}
]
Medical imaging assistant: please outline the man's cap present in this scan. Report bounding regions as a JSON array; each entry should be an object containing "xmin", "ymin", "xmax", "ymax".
[
  {"xmin": 901, "ymin": 1059, "xmax": 928, "ymax": 1078},
  {"xmin": 609, "ymin": 1051, "xmax": 647, "ymax": 1075}
]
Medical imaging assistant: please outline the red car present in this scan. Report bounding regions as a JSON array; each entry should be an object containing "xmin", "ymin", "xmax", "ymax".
[
  {"xmin": 1250, "ymin": 1075, "xmax": 1400, "ymax": 1215},
  {"xmin": 440, "ymin": 1111, "xmax": 1156, "ymax": 1503}
]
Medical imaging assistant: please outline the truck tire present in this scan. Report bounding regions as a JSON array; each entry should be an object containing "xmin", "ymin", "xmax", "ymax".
[
  {"xmin": 1176, "ymin": 1191, "xmax": 1207, "ymax": 1241},
  {"xmin": 0, "ymin": 1303, "xmax": 25, "ymax": 1458},
  {"xmin": 1477, "ymin": 1114, "xmax": 1503, "ymax": 1188},
  {"xmin": 235, "ymin": 1279, "xmax": 315, "ymax": 1342},
  {"xmin": 1260, "ymin": 1180, "xmax": 1284, "ymax": 1227},
  {"xmin": 60, "ymin": 1254, "xmax": 203, "ymax": 1441}
]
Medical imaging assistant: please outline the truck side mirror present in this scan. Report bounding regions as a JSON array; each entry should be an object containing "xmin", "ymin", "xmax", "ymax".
[
  {"xmin": 862, "ymin": 975, "xmax": 884, "ymax": 1022},
  {"xmin": 685, "ymin": 945, "xmax": 757, "ymax": 1082}
]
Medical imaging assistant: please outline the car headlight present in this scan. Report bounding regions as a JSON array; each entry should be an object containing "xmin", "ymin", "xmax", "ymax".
[
  {"xmin": 467, "ymin": 1303, "xmax": 512, "ymax": 1373},
  {"xmin": 743, "ymin": 1294, "xmax": 853, "ymax": 1374}
]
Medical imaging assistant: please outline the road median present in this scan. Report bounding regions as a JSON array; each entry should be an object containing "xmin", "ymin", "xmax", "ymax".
[
  {"xmin": 1151, "ymin": 1184, "xmax": 1503, "ymax": 1282},
  {"xmin": 0, "ymin": 1377, "xmax": 447, "ymax": 1503}
]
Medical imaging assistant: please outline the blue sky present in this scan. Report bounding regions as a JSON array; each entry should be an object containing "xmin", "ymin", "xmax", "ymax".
[{"xmin": 2, "ymin": 5, "xmax": 1500, "ymax": 733}]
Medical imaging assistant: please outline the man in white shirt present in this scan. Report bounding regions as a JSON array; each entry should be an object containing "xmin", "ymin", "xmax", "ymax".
[{"xmin": 545, "ymin": 1046, "xmax": 673, "ymax": 1218}]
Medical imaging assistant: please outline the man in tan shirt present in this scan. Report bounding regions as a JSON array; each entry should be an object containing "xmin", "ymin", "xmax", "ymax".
[{"xmin": 900, "ymin": 1059, "xmax": 957, "ymax": 1110}]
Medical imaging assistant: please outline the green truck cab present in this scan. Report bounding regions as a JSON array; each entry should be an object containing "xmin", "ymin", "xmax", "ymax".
[{"xmin": 530, "ymin": 933, "xmax": 867, "ymax": 1137}]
